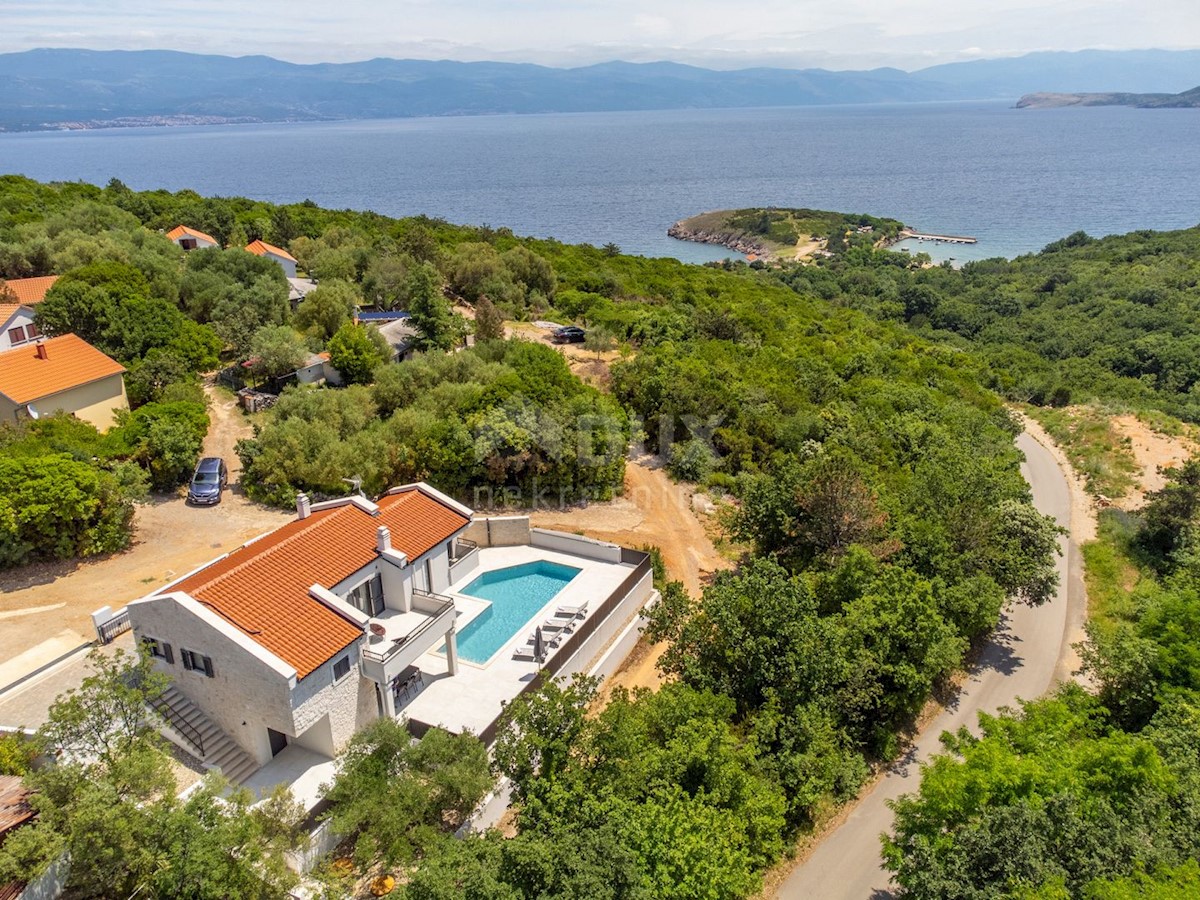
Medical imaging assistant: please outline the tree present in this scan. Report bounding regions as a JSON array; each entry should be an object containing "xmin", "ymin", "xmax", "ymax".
[
  {"xmin": 250, "ymin": 325, "xmax": 309, "ymax": 380},
  {"xmin": 295, "ymin": 280, "xmax": 359, "ymax": 342},
  {"xmin": 0, "ymin": 454, "xmax": 134, "ymax": 567},
  {"xmin": 1137, "ymin": 456, "xmax": 1200, "ymax": 571},
  {"xmin": 492, "ymin": 673, "xmax": 598, "ymax": 804},
  {"xmin": 5, "ymin": 647, "xmax": 300, "ymax": 899},
  {"xmin": 473, "ymin": 294, "xmax": 505, "ymax": 342},
  {"xmin": 327, "ymin": 321, "xmax": 389, "ymax": 385},
  {"xmin": 321, "ymin": 719, "xmax": 491, "ymax": 868},
  {"xmin": 407, "ymin": 262, "xmax": 457, "ymax": 351},
  {"xmin": 584, "ymin": 324, "xmax": 617, "ymax": 362},
  {"xmin": 38, "ymin": 647, "xmax": 168, "ymax": 771}
]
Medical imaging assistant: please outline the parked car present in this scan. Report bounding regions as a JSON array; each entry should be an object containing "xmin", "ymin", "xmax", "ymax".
[
  {"xmin": 187, "ymin": 457, "xmax": 228, "ymax": 505},
  {"xmin": 550, "ymin": 325, "xmax": 587, "ymax": 344}
]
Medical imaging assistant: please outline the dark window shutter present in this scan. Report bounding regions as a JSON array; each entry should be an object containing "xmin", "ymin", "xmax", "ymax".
[
  {"xmin": 202, "ymin": 656, "xmax": 214, "ymax": 678},
  {"xmin": 164, "ymin": 643, "xmax": 174, "ymax": 664}
]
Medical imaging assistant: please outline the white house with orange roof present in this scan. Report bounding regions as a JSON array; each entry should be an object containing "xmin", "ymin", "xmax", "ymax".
[
  {"xmin": 126, "ymin": 484, "xmax": 474, "ymax": 771},
  {"xmin": 167, "ymin": 225, "xmax": 219, "ymax": 251},
  {"xmin": 116, "ymin": 479, "xmax": 657, "ymax": 803},
  {"xmin": 0, "ymin": 333, "xmax": 128, "ymax": 429},
  {"xmin": 245, "ymin": 239, "xmax": 298, "ymax": 277},
  {"xmin": 0, "ymin": 276, "xmax": 58, "ymax": 352}
]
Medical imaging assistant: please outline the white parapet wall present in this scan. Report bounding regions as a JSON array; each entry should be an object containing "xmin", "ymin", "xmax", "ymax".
[{"xmin": 530, "ymin": 528, "xmax": 623, "ymax": 564}]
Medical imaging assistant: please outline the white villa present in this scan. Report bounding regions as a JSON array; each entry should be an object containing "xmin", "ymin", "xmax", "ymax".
[{"xmin": 121, "ymin": 482, "xmax": 654, "ymax": 802}]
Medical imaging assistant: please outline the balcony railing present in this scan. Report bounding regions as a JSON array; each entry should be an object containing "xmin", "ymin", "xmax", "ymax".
[
  {"xmin": 449, "ymin": 537, "xmax": 479, "ymax": 574},
  {"xmin": 361, "ymin": 591, "xmax": 455, "ymax": 665}
]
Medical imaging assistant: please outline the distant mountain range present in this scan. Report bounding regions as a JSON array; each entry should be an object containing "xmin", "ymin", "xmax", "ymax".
[
  {"xmin": 1016, "ymin": 85, "xmax": 1200, "ymax": 109},
  {"xmin": 0, "ymin": 47, "xmax": 1198, "ymax": 131}
]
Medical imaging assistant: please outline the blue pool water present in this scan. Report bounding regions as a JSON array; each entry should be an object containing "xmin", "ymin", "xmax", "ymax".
[{"xmin": 449, "ymin": 561, "xmax": 581, "ymax": 664}]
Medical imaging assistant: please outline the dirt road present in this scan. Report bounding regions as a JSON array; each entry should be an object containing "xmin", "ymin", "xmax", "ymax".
[
  {"xmin": 0, "ymin": 382, "xmax": 289, "ymax": 679},
  {"xmin": 530, "ymin": 457, "xmax": 731, "ymax": 692},
  {"xmin": 774, "ymin": 430, "xmax": 1088, "ymax": 899}
]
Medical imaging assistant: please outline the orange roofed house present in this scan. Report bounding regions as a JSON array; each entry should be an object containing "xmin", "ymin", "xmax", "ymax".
[
  {"xmin": 167, "ymin": 225, "xmax": 219, "ymax": 251},
  {"xmin": 0, "ymin": 275, "xmax": 59, "ymax": 352},
  {"xmin": 0, "ymin": 333, "xmax": 128, "ymax": 429},
  {"xmin": 126, "ymin": 484, "xmax": 475, "ymax": 770},
  {"xmin": 245, "ymin": 239, "xmax": 298, "ymax": 277}
]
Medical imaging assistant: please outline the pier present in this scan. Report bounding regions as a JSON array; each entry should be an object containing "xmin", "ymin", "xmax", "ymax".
[{"xmin": 898, "ymin": 229, "xmax": 977, "ymax": 245}]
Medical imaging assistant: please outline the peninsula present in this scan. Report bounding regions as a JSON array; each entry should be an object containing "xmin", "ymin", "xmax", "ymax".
[
  {"xmin": 1016, "ymin": 84, "xmax": 1200, "ymax": 108},
  {"xmin": 668, "ymin": 207, "xmax": 905, "ymax": 260}
]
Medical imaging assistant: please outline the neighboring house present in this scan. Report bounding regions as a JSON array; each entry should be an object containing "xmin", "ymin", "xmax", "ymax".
[
  {"xmin": 166, "ymin": 225, "xmax": 219, "ymax": 251},
  {"xmin": 245, "ymin": 239, "xmax": 298, "ymax": 278},
  {"xmin": 0, "ymin": 275, "xmax": 58, "ymax": 352},
  {"xmin": 296, "ymin": 351, "xmax": 330, "ymax": 385},
  {"xmin": 358, "ymin": 311, "xmax": 416, "ymax": 362},
  {"xmin": 127, "ymin": 484, "xmax": 473, "ymax": 768},
  {"xmin": 287, "ymin": 276, "xmax": 318, "ymax": 308},
  {"xmin": 0, "ymin": 275, "xmax": 59, "ymax": 306},
  {"xmin": 0, "ymin": 304, "xmax": 40, "ymax": 352},
  {"xmin": 0, "ymin": 334, "xmax": 128, "ymax": 430}
]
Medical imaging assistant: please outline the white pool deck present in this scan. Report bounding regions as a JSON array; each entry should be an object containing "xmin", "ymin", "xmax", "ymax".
[{"xmin": 400, "ymin": 543, "xmax": 638, "ymax": 736}]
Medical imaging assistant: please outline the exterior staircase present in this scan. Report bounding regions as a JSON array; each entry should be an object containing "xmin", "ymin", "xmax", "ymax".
[{"xmin": 150, "ymin": 685, "xmax": 260, "ymax": 785}]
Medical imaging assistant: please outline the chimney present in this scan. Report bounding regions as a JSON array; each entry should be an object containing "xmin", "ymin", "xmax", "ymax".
[
  {"xmin": 296, "ymin": 493, "xmax": 311, "ymax": 519},
  {"xmin": 34, "ymin": 342, "xmax": 47, "ymax": 360},
  {"xmin": 376, "ymin": 526, "xmax": 391, "ymax": 554}
]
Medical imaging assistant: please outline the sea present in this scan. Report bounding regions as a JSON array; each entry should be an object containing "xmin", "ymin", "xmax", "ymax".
[{"xmin": 1, "ymin": 101, "xmax": 1199, "ymax": 264}]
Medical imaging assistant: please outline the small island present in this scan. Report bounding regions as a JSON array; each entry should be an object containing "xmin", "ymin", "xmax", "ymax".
[
  {"xmin": 1016, "ymin": 85, "xmax": 1200, "ymax": 109},
  {"xmin": 667, "ymin": 207, "xmax": 911, "ymax": 261},
  {"xmin": 668, "ymin": 207, "xmax": 906, "ymax": 261}
]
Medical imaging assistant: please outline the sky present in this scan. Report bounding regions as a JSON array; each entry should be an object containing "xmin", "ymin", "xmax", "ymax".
[{"xmin": 1, "ymin": 0, "xmax": 1198, "ymax": 70}]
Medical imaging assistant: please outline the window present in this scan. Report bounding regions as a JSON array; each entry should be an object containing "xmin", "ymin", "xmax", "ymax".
[
  {"xmin": 26, "ymin": 322, "xmax": 39, "ymax": 339},
  {"xmin": 181, "ymin": 648, "xmax": 214, "ymax": 677},
  {"xmin": 346, "ymin": 573, "xmax": 384, "ymax": 617},
  {"xmin": 7, "ymin": 326, "xmax": 26, "ymax": 345},
  {"xmin": 332, "ymin": 656, "xmax": 351, "ymax": 681},
  {"xmin": 142, "ymin": 637, "xmax": 174, "ymax": 664}
]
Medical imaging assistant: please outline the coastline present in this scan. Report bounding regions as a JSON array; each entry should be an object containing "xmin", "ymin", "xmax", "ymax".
[{"xmin": 665, "ymin": 221, "xmax": 768, "ymax": 258}]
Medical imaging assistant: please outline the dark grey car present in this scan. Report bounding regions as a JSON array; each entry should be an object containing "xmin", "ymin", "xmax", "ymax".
[
  {"xmin": 551, "ymin": 325, "xmax": 586, "ymax": 344},
  {"xmin": 187, "ymin": 457, "xmax": 228, "ymax": 505}
]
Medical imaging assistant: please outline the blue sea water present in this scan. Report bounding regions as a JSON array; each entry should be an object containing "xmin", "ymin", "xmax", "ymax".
[
  {"xmin": 1, "ymin": 102, "xmax": 1198, "ymax": 262},
  {"xmin": 451, "ymin": 561, "xmax": 581, "ymax": 664}
]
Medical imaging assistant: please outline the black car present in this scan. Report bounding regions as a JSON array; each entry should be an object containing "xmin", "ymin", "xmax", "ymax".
[
  {"xmin": 550, "ymin": 325, "xmax": 586, "ymax": 344},
  {"xmin": 187, "ymin": 457, "xmax": 228, "ymax": 505}
]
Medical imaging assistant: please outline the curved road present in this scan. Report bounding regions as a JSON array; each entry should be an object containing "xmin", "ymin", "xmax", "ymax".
[{"xmin": 776, "ymin": 431, "xmax": 1086, "ymax": 899}]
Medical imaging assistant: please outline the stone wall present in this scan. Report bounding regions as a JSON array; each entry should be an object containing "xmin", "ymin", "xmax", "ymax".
[{"xmin": 461, "ymin": 516, "xmax": 531, "ymax": 548}]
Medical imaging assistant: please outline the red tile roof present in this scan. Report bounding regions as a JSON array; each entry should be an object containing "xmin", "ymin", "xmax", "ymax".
[
  {"xmin": 169, "ymin": 488, "xmax": 470, "ymax": 678},
  {"xmin": 245, "ymin": 239, "xmax": 297, "ymax": 263},
  {"xmin": 0, "ymin": 276, "xmax": 58, "ymax": 306},
  {"xmin": 0, "ymin": 334, "xmax": 126, "ymax": 406},
  {"xmin": 167, "ymin": 225, "xmax": 218, "ymax": 245},
  {"xmin": 0, "ymin": 776, "xmax": 34, "ymax": 836},
  {"xmin": 0, "ymin": 304, "xmax": 24, "ymax": 325}
]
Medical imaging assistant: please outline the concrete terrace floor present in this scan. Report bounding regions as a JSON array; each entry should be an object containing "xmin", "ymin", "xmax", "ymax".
[{"xmin": 401, "ymin": 544, "xmax": 636, "ymax": 737}]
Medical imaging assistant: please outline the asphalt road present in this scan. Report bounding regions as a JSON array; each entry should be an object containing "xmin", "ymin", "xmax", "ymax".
[{"xmin": 776, "ymin": 430, "xmax": 1083, "ymax": 899}]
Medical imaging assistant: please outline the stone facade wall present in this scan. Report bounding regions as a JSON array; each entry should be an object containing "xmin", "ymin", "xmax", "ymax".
[
  {"xmin": 129, "ymin": 596, "xmax": 297, "ymax": 765},
  {"xmin": 291, "ymin": 647, "xmax": 379, "ymax": 757}
]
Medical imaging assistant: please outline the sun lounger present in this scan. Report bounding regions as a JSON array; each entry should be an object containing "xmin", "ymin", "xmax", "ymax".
[
  {"xmin": 554, "ymin": 601, "xmax": 588, "ymax": 620},
  {"xmin": 512, "ymin": 645, "xmax": 537, "ymax": 661}
]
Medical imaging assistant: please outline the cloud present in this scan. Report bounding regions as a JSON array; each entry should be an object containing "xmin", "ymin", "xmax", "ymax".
[{"xmin": 0, "ymin": 0, "xmax": 1196, "ymax": 69}]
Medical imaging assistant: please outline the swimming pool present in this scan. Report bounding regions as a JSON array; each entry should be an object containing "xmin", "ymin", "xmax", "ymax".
[{"xmin": 448, "ymin": 561, "xmax": 582, "ymax": 664}]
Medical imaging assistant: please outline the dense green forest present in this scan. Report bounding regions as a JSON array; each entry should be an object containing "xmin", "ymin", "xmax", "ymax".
[
  {"xmin": 883, "ymin": 462, "xmax": 1200, "ymax": 899},
  {"xmin": 779, "ymin": 226, "xmax": 1200, "ymax": 420},
  {"xmin": 1, "ymin": 175, "xmax": 1193, "ymax": 897}
]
